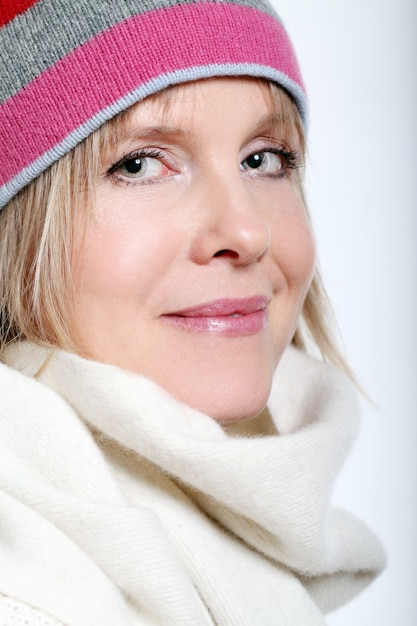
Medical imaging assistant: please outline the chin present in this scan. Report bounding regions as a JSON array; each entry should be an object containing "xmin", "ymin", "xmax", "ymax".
[
  {"xmin": 140, "ymin": 344, "xmax": 279, "ymax": 426},
  {"xmin": 178, "ymin": 379, "xmax": 273, "ymax": 426},
  {"xmin": 212, "ymin": 404, "xmax": 268, "ymax": 427}
]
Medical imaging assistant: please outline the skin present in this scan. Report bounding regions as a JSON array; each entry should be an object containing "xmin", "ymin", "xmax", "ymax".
[{"xmin": 72, "ymin": 78, "xmax": 316, "ymax": 424}]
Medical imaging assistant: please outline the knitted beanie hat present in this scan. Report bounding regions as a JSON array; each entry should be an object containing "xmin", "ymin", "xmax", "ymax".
[{"xmin": 0, "ymin": 0, "xmax": 306, "ymax": 210}]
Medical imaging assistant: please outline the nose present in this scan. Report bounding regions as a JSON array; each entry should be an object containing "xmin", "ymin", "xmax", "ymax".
[{"xmin": 189, "ymin": 173, "xmax": 271, "ymax": 266}]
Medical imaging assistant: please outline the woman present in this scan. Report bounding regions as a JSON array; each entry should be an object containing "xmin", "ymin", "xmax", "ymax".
[{"xmin": 0, "ymin": 0, "xmax": 385, "ymax": 624}]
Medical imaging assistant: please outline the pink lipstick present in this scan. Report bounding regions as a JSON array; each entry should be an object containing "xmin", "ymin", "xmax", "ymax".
[{"xmin": 162, "ymin": 296, "xmax": 269, "ymax": 336}]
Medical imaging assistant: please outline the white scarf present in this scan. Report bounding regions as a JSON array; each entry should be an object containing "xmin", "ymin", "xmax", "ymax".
[{"xmin": 0, "ymin": 342, "xmax": 385, "ymax": 625}]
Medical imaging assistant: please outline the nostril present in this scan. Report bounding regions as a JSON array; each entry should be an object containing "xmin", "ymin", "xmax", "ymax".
[{"xmin": 213, "ymin": 249, "xmax": 239, "ymax": 258}]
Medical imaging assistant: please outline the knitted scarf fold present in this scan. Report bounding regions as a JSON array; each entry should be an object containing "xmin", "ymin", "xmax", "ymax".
[{"xmin": 0, "ymin": 343, "xmax": 385, "ymax": 625}]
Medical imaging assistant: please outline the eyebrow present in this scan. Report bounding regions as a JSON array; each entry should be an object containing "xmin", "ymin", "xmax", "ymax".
[
  {"xmin": 119, "ymin": 116, "xmax": 287, "ymax": 147},
  {"xmin": 120, "ymin": 125, "xmax": 187, "ymax": 143},
  {"xmin": 251, "ymin": 112, "xmax": 291, "ymax": 135},
  {"xmin": 132, "ymin": 115, "xmax": 286, "ymax": 134},
  {"xmin": 114, "ymin": 110, "xmax": 293, "ymax": 154}
]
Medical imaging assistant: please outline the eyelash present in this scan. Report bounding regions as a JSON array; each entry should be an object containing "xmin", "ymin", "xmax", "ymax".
[
  {"xmin": 275, "ymin": 147, "xmax": 302, "ymax": 171},
  {"xmin": 106, "ymin": 149, "xmax": 165, "ymax": 179},
  {"xmin": 243, "ymin": 147, "xmax": 302, "ymax": 178}
]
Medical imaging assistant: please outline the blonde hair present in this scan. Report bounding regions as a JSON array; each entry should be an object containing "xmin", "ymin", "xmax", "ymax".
[{"xmin": 0, "ymin": 80, "xmax": 349, "ymax": 377}]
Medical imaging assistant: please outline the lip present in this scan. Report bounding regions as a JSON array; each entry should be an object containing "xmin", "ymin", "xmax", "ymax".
[{"xmin": 161, "ymin": 296, "xmax": 269, "ymax": 336}]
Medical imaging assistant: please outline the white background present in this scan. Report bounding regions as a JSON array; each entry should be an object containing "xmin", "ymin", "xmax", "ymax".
[{"xmin": 272, "ymin": 1, "xmax": 417, "ymax": 624}]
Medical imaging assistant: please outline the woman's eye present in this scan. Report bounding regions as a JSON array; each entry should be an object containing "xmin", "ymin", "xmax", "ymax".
[
  {"xmin": 241, "ymin": 151, "xmax": 284, "ymax": 176},
  {"xmin": 120, "ymin": 155, "xmax": 167, "ymax": 179},
  {"xmin": 108, "ymin": 150, "xmax": 171, "ymax": 183}
]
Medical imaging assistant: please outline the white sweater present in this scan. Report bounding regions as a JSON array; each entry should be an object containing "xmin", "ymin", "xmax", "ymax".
[{"xmin": 0, "ymin": 342, "xmax": 385, "ymax": 625}]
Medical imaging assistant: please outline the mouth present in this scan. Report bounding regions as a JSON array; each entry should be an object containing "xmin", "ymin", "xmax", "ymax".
[{"xmin": 161, "ymin": 296, "xmax": 269, "ymax": 336}]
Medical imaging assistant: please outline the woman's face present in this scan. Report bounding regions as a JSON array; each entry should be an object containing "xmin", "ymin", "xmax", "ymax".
[{"xmin": 72, "ymin": 78, "xmax": 315, "ymax": 423}]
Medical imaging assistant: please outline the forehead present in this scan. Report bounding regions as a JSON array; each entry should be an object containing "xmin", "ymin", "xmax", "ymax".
[
  {"xmin": 126, "ymin": 77, "xmax": 273, "ymax": 128},
  {"xmin": 123, "ymin": 77, "xmax": 297, "ymax": 132},
  {"xmin": 98, "ymin": 77, "xmax": 303, "ymax": 158}
]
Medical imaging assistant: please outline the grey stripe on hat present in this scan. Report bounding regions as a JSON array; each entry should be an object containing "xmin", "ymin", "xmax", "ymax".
[{"xmin": 0, "ymin": 0, "xmax": 279, "ymax": 101}]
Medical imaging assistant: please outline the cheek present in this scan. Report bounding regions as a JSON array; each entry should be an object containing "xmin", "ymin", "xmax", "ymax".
[
  {"xmin": 269, "ymin": 198, "xmax": 316, "ymax": 295},
  {"xmin": 285, "ymin": 222, "xmax": 316, "ymax": 291},
  {"xmin": 267, "ymin": 199, "xmax": 315, "ymax": 364},
  {"xmin": 73, "ymin": 211, "xmax": 179, "ymax": 301}
]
